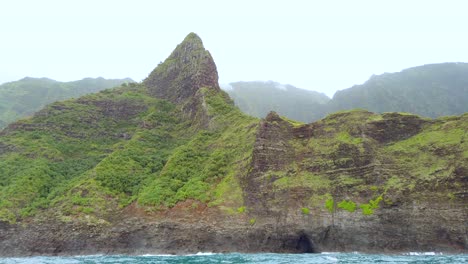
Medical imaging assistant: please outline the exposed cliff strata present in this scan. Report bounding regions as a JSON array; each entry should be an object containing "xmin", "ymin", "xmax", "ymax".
[
  {"xmin": 242, "ymin": 110, "xmax": 467, "ymax": 253},
  {"xmin": 0, "ymin": 33, "xmax": 466, "ymax": 256}
]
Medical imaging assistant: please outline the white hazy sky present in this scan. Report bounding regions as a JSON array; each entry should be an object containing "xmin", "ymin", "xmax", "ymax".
[{"xmin": 1, "ymin": 0, "xmax": 467, "ymax": 97}]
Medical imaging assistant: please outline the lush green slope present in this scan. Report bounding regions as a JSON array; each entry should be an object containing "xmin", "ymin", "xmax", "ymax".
[
  {"xmin": 224, "ymin": 81, "xmax": 330, "ymax": 123},
  {"xmin": 0, "ymin": 83, "xmax": 171, "ymax": 222},
  {"xmin": 0, "ymin": 86, "xmax": 257, "ymax": 224},
  {"xmin": 0, "ymin": 77, "xmax": 133, "ymax": 129}
]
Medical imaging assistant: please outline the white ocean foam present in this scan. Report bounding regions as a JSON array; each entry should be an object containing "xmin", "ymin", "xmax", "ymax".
[
  {"xmin": 139, "ymin": 252, "xmax": 215, "ymax": 257},
  {"xmin": 141, "ymin": 254, "xmax": 176, "ymax": 257},
  {"xmin": 193, "ymin": 252, "xmax": 215, "ymax": 256},
  {"xmin": 324, "ymin": 256, "xmax": 338, "ymax": 261},
  {"xmin": 406, "ymin": 252, "xmax": 442, "ymax": 256},
  {"xmin": 321, "ymin": 252, "xmax": 339, "ymax": 254}
]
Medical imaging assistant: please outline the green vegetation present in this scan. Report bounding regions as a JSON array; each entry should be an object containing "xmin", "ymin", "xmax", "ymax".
[
  {"xmin": 0, "ymin": 78, "xmax": 259, "ymax": 222},
  {"xmin": 138, "ymin": 88, "xmax": 257, "ymax": 209},
  {"xmin": 360, "ymin": 196, "xmax": 383, "ymax": 215},
  {"xmin": 337, "ymin": 200, "xmax": 357, "ymax": 212},
  {"xmin": 325, "ymin": 197, "xmax": 334, "ymax": 213},
  {"xmin": 0, "ymin": 77, "xmax": 132, "ymax": 129},
  {"xmin": 301, "ymin": 207, "xmax": 310, "ymax": 215},
  {"xmin": 237, "ymin": 206, "xmax": 246, "ymax": 213},
  {"xmin": 0, "ymin": 83, "xmax": 168, "ymax": 222},
  {"xmin": 382, "ymin": 116, "xmax": 467, "ymax": 193},
  {"xmin": 336, "ymin": 132, "xmax": 363, "ymax": 145},
  {"xmin": 0, "ymin": 33, "xmax": 262, "ymax": 223}
]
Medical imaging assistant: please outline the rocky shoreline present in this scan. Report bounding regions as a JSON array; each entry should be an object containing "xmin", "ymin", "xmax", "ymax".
[{"xmin": 1, "ymin": 199, "xmax": 466, "ymax": 257}]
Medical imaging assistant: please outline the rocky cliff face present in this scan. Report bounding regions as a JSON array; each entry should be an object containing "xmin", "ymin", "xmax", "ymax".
[
  {"xmin": 0, "ymin": 33, "xmax": 466, "ymax": 256},
  {"xmin": 242, "ymin": 110, "xmax": 467, "ymax": 253},
  {"xmin": 144, "ymin": 33, "xmax": 220, "ymax": 103}
]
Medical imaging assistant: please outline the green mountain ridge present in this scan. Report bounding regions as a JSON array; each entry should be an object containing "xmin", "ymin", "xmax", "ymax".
[
  {"xmin": 0, "ymin": 33, "xmax": 466, "ymax": 255},
  {"xmin": 0, "ymin": 77, "xmax": 133, "ymax": 129},
  {"xmin": 329, "ymin": 62, "xmax": 468, "ymax": 118}
]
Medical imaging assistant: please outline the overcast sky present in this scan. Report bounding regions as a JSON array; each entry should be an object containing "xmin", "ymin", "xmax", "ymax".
[{"xmin": 1, "ymin": 0, "xmax": 467, "ymax": 97}]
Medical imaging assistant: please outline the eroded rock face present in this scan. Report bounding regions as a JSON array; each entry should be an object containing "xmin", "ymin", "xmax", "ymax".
[
  {"xmin": 243, "ymin": 112, "xmax": 296, "ymax": 216},
  {"xmin": 144, "ymin": 33, "xmax": 219, "ymax": 101},
  {"xmin": 364, "ymin": 113, "xmax": 426, "ymax": 143},
  {"xmin": 240, "ymin": 110, "xmax": 467, "ymax": 253},
  {"xmin": 0, "ymin": 219, "xmax": 320, "ymax": 256}
]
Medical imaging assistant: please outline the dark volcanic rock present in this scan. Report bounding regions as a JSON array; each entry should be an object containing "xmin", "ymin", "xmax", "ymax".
[
  {"xmin": 364, "ymin": 113, "xmax": 427, "ymax": 143},
  {"xmin": 0, "ymin": 217, "xmax": 320, "ymax": 256},
  {"xmin": 0, "ymin": 198, "xmax": 465, "ymax": 256}
]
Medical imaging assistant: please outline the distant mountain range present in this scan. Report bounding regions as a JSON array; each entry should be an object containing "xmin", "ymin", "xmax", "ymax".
[
  {"xmin": 328, "ymin": 62, "xmax": 468, "ymax": 118},
  {"xmin": 223, "ymin": 81, "xmax": 330, "ymax": 123},
  {"xmin": 224, "ymin": 62, "xmax": 468, "ymax": 122},
  {"xmin": 0, "ymin": 77, "xmax": 133, "ymax": 129}
]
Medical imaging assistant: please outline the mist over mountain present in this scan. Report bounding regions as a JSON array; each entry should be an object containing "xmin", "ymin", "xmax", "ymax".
[
  {"xmin": 223, "ymin": 63, "xmax": 468, "ymax": 122},
  {"xmin": 0, "ymin": 77, "xmax": 133, "ymax": 129}
]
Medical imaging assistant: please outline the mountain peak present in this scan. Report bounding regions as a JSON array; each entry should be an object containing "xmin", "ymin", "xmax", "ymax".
[
  {"xmin": 144, "ymin": 32, "xmax": 220, "ymax": 104},
  {"xmin": 183, "ymin": 32, "xmax": 204, "ymax": 46}
]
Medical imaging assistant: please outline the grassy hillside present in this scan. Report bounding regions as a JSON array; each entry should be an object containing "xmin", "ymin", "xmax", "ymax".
[
  {"xmin": 0, "ymin": 77, "xmax": 133, "ymax": 129},
  {"xmin": 0, "ymin": 83, "xmax": 166, "ymax": 222},
  {"xmin": 0, "ymin": 82, "xmax": 258, "ymax": 224}
]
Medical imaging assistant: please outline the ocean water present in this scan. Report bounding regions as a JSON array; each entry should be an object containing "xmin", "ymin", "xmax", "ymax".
[{"xmin": 0, "ymin": 252, "xmax": 467, "ymax": 264}]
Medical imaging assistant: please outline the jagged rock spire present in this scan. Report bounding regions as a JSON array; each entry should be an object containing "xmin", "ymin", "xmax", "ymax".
[{"xmin": 144, "ymin": 33, "xmax": 220, "ymax": 104}]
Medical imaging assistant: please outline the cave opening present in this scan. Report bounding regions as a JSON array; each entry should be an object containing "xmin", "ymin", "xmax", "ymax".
[{"xmin": 296, "ymin": 233, "xmax": 316, "ymax": 253}]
